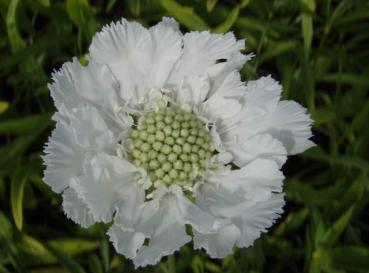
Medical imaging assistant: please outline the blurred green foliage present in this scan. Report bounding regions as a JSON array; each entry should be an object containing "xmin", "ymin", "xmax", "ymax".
[{"xmin": 1, "ymin": 0, "xmax": 369, "ymax": 272}]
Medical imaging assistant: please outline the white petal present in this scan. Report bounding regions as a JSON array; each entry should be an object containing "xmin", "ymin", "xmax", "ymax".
[
  {"xmin": 208, "ymin": 70, "xmax": 245, "ymax": 100},
  {"xmin": 133, "ymin": 196, "xmax": 191, "ymax": 267},
  {"xmin": 49, "ymin": 60, "xmax": 82, "ymax": 110},
  {"xmin": 43, "ymin": 104, "xmax": 119, "ymax": 193},
  {"xmin": 159, "ymin": 17, "xmax": 181, "ymax": 33},
  {"xmin": 43, "ymin": 120, "xmax": 85, "ymax": 193},
  {"xmin": 218, "ymin": 75, "xmax": 282, "ymax": 133},
  {"xmin": 89, "ymin": 19, "xmax": 150, "ymax": 102},
  {"xmin": 201, "ymin": 71, "xmax": 245, "ymax": 120},
  {"xmin": 113, "ymin": 184, "xmax": 146, "ymax": 230},
  {"xmin": 62, "ymin": 187, "xmax": 95, "ymax": 228},
  {"xmin": 49, "ymin": 58, "xmax": 120, "ymax": 113},
  {"xmin": 107, "ymin": 225, "xmax": 145, "ymax": 259},
  {"xmin": 168, "ymin": 31, "xmax": 245, "ymax": 86},
  {"xmin": 70, "ymin": 154, "xmax": 145, "ymax": 223},
  {"xmin": 262, "ymin": 101, "xmax": 315, "ymax": 154},
  {"xmin": 194, "ymin": 224, "xmax": 240, "ymax": 258},
  {"xmin": 196, "ymin": 181, "xmax": 247, "ymax": 219},
  {"xmin": 175, "ymin": 75, "xmax": 210, "ymax": 107},
  {"xmin": 230, "ymin": 134, "xmax": 287, "ymax": 168},
  {"xmin": 219, "ymin": 76, "xmax": 313, "ymax": 158},
  {"xmin": 235, "ymin": 194, "xmax": 285, "ymax": 247},
  {"xmin": 230, "ymin": 100, "xmax": 314, "ymax": 155},
  {"xmin": 208, "ymin": 52, "xmax": 252, "ymax": 91},
  {"xmin": 89, "ymin": 18, "xmax": 182, "ymax": 103},
  {"xmin": 70, "ymin": 175, "xmax": 115, "ymax": 223},
  {"xmin": 234, "ymin": 159, "xmax": 284, "ymax": 198},
  {"xmin": 244, "ymin": 75, "xmax": 282, "ymax": 112},
  {"xmin": 202, "ymin": 97, "xmax": 241, "ymax": 121},
  {"xmin": 194, "ymin": 160, "xmax": 284, "ymax": 255},
  {"xmin": 68, "ymin": 105, "xmax": 116, "ymax": 152},
  {"xmin": 205, "ymin": 159, "xmax": 284, "ymax": 204},
  {"xmin": 148, "ymin": 18, "xmax": 182, "ymax": 89},
  {"xmin": 176, "ymin": 192, "xmax": 223, "ymax": 234}
]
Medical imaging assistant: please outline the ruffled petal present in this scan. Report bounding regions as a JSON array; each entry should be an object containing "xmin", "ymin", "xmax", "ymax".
[
  {"xmin": 229, "ymin": 101, "xmax": 314, "ymax": 155},
  {"xmin": 62, "ymin": 187, "xmax": 95, "ymax": 228},
  {"xmin": 147, "ymin": 18, "xmax": 182, "ymax": 89},
  {"xmin": 132, "ymin": 195, "xmax": 191, "ymax": 267},
  {"xmin": 68, "ymin": 105, "xmax": 116, "ymax": 152},
  {"xmin": 107, "ymin": 225, "xmax": 145, "ymax": 259},
  {"xmin": 70, "ymin": 154, "xmax": 146, "ymax": 223},
  {"xmin": 174, "ymin": 75, "xmax": 210, "ymax": 108},
  {"xmin": 43, "ymin": 120, "xmax": 85, "ymax": 193},
  {"xmin": 205, "ymin": 159, "xmax": 284, "ymax": 204},
  {"xmin": 176, "ymin": 190, "xmax": 223, "ymax": 234},
  {"xmin": 218, "ymin": 75, "xmax": 282, "ymax": 134},
  {"xmin": 49, "ymin": 58, "xmax": 120, "ymax": 113},
  {"xmin": 194, "ymin": 159, "xmax": 284, "ymax": 256},
  {"xmin": 244, "ymin": 75, "xmax": 282, "ymax": 112},
  {"xmin": 201, "ymin": 71, "xmax": 245, "ymax": 120},
  {"xmin": 218, "ymin": 76, "xmax": 313, "ymax": 160},
  {"xmin": 43, "ymin": 104, "xmax": 118, "ymax": 193},
  {"xmin": 168, "ymin": 31, "xmax": 245, "ymax": 85},
  {"xmin": 158, "ymin": 17, "xmax": 181, "ymax": 33},
  {"xmin": 261, "ymin": 101, "xmax": 315, "ymax": 154},
  {"xmin": 235, "ymin": 194, "xmax": 285, "ymax": 247},
  {"xmin": 193, "ymin": 224, "xmax": 240, "ymax": 258},
  {"xmin": 229, "ymin": 134, "xmax": 287, "ymax": 168},
  {"xmin": 89, "ymin": 18, "xmax": 182, "ymax": 103}
]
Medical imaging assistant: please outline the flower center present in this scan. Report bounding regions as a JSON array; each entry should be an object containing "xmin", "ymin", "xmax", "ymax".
[{"xmin": 128, "ymin": 106, "xmax": 214, "ymax": 187}]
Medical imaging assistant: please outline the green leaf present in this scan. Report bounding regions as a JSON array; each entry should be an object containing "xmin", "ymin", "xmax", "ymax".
[
  {"xmin": 66, "ymin": 0, "xmax": 97, "ymax": 38},
  {"xmin": 205, "ymin": 261, "xmax": 221, "ymax": 273},
  {"xmin": 240, "ymin": 0, "xmax": 251, "ymax": 8},
  {"xmin": 0, "ymin": 114, "xmax": 51, "ymax": 134},
  {"xmin": 332, "ymin": 178, "xmax": 366, "ymax": 216},
  {"xmin": 0, "ymin": 265, "xmax": 11, "ymax": 273},
  {"xmin": 11, "ymin": 166, "xmax": 30, "ymax": 230},
  {"xmin": 0, "ymin": 133, "xmax": 40, "ymax": 168},
  {"xmin": 37, "ymin": 0, "xmax": 50, "ymax": 7},
  {"xmin": 300, "ymin": 0, "xmax": 315, "ymax": 53},
  {"xmin": 259, "ymin": 41, "xmax": 297, "ymax": 63},
  {"xmin": 212, "ymin": 5, "xmax": 240, "ymax": 33},
  {"xmin": 191, "ymin": 256, "xmax": 204, "ymax": 273},
  {"xmin": 275, "ymin": 209, "xmax": 309, "ymax": 235},
  {"xmin": 159, "ymin": 0, "xmax": 209, "ymax": 30},
  {"xmin": 19, "ymin": 236, "xmax": 100, "ymax": 265},
  {"xmin": 49, "ymin": 239, "xmax": 100, "ymax": 257},
  {"xmin": 30, "ymin": 268, "xmax": 68, "ymax": 273},
  {"xmin": 105, "ymin": 0, "xmax": 117, "ymax": 12},
  {"xmin": 330, "ymin": 246, "xmax": 369, "ymax": 271},
  {"xmin": 6, "ymin": 0, "xmax": 25, "ymax": 52},
  {"xmin": 206, "ymin": 0, "xmax": 217, "ymax": 12},
  {"xmin": 44, "ymin": 243, "xmax": 86, "ymax": 273},
  {"xmin": 88, "ymin": 255, "xmax": 103, "ymax": 273},
  {"xmin": 318, "ymin": 73, "xmax": 369, "ymax": 86},
  {"xmin": 0, "ymin": 101, "xmax": 9, "ymax": 114},
  {"xmin": 100, "ymin": 238, "xmax": 109, "ymax": 273},
  {"xmin": 18, "ymin": 235, "xmax": 55, "ymax": 264},
  {"xmin": 321, "ymin": 206, "xmax": 355, "ymax": 247},
  {"xmin": 0, "ymin": 212, "xmax": 13, "ymax": 242},
  {"xmin": 303, "ymin": 146, "xmax": 369, "ymax": 172},
  {"xmin": 129, "ymin": 0, "xmax": 141, "ymax": 16}
]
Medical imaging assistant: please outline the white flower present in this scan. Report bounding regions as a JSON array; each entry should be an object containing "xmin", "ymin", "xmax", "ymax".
[{"xmin": 43, "ymin": 17, "xmax": 314, "ymax": 267}]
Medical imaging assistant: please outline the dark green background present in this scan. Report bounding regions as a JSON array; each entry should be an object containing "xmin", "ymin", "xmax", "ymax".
[{"xmin": 1, "ymin": 0, "xmax": 369, "ymax": 272}]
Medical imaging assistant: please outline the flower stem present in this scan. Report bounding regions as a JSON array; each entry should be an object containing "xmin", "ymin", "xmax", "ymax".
[{"xmin": 167, "ymin": 255, "xmax": 176, "ymax": 273}]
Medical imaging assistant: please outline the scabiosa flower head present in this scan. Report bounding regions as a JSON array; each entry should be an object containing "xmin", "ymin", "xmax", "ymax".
[{"xmin": 43, "ymin": 17, "xmax": 314, "ymax": 267}]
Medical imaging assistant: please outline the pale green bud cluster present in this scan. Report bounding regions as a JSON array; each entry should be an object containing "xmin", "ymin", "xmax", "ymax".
[{"xmin": 128, "ymin": 106, "xmax": 214, "ymax": 186}]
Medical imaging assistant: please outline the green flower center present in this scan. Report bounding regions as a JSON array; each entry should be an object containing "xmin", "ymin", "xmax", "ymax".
[{"xmin": 128, "ymin": 106, "xmax": 214, "ymax": 186}]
